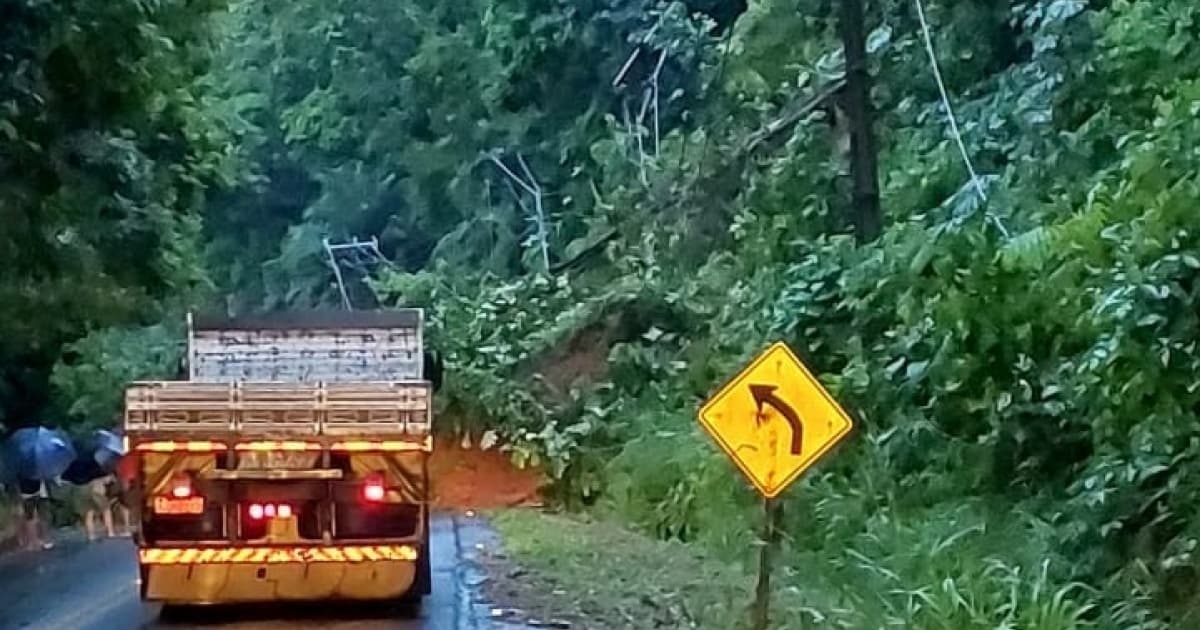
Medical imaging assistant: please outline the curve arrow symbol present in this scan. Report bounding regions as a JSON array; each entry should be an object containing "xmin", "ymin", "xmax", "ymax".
[{"xmin": 749, "ymin": 383, "xmax": 804, "ymax": 455}]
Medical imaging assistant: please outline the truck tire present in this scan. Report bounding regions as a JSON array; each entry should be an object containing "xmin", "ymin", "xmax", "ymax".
[
  {"xmin": 399, "ymin": 508, "xmax": 432, "ymax": 610},
  {"xmin": 396, "ymin": 552, "xmax": 428, "ymax": 618},
  {"xmin": 413, "ymin": 507, "xmax": 432, "ymax": 595},
  {"xmin": 414, "ymin": 543, "xmax": 432, "ymax": 595},
  {"xmin": 158, "ymin": 604, "xmax": 193, "ymax": 623}
]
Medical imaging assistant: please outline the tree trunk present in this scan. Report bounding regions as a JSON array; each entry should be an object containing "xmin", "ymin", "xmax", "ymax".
[{"xmin": 838, "ymin": 0, "xmax": 882, "ymax": 243}]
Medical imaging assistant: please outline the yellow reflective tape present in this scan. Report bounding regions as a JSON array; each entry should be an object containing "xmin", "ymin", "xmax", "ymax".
[
  {"xmin": 187, "ymin": 441, "xmax": 227, "ymax": 452},
  {"xmin": 138, "ymin": 545, "xmax": 419, "ymax": 565},
  {"xmin": 331, "ymin": 440, "xmax": 423, "ymax": 452},
  {"xmin": 136, "ymin": 440, "xmax": 227, "ymax": 453},
  {"xmin": 394, "ymin": 545, "xmax": 418, "ymax": 561},
  {"xmin": 235, "ymin": 440, "xmax": 319, "ymax": 452}
]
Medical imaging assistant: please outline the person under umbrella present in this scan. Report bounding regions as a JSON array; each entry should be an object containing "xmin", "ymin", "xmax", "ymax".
[
  {"xmin": 91, "ymin": 429, "xmax": 124, "ymax": 471},
  {"xmin": 5, "ymin": 427, "xmax": 75, "ymax": 551},
  {"xmin": 62, "ymin": 430, "xmax": 129, "ymax": 540},
  {"xmin": 16, "ymin": 477, "xmax": 53, "ymax": 550},
  {"xmin": 95, "ymin": 429, "xmax": 134, "ymax": 536},
  {"xmin": 5, "ymin": 427, "xmax": 75, "ymax": 481}
]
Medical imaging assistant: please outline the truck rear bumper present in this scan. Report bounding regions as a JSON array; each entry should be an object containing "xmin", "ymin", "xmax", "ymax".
[{"xmin": 140, "ymin": 545, "xmax": 419, "ymax": 604}]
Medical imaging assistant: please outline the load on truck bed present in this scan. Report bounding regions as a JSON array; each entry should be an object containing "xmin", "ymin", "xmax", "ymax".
[{"xmin": 124, "ymin": 310, "xmax": 434, "ymax": 606}]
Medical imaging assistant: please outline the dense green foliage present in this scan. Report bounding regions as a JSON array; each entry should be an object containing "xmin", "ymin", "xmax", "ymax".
[
  {"xmin": 378, "ymin": 0, "xmax": 1200, "ymax": 626},
  {"xmin": 202, "ymin": 0, "xmax": 722, "ymax": 311},
  {"xmin": 11, "ymin": 0, "xmax": 1200, "ymax": 626},
  {"xmin": 0, "ymin": 0, "xmax": 231, "ymax": 430}
]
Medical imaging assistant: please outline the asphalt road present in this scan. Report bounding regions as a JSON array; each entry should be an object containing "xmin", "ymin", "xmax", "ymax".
[{"xmin": 0, "ymin": 513, "xmax": 518, "ymax": 630}]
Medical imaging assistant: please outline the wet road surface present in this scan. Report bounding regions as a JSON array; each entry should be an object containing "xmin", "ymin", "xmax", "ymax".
[{"xmin": 0, "ymin": 513, "xmax": 517, "ymax": 630}]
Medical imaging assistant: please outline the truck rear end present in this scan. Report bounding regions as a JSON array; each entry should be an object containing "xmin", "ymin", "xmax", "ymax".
[{"xmin": 123, "ymin": 310, "xmax": 433, "ymax": 605}]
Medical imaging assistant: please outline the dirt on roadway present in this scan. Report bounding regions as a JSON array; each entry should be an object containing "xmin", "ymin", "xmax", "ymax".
[{"xmin": 428, "ymin": 441, "xmax": 543, "ymax": 510}]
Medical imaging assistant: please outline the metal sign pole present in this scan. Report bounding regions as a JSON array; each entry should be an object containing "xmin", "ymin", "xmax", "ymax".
[
  {"xmin": 751, "ymin": 496, "xmax": 780, "ymax": 630},
  {"xmin": 697, "ymin": 341, "xmax": 854, "ymax": 630}
]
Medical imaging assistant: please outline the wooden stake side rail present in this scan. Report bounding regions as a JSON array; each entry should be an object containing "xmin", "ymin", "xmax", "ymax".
[{"xmin": 124, "ymin": 381, "xmax": 432, "ymax": 436}]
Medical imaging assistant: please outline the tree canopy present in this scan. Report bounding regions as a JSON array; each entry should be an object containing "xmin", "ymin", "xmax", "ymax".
[{"xmin": 0, "ymin": 0, "xmax": 233, "ymax": 429}]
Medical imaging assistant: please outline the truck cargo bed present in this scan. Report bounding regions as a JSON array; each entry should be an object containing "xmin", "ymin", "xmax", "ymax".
[{"xmin": 124, "ymin": 381, "xmax": 431, "ymax": 438}]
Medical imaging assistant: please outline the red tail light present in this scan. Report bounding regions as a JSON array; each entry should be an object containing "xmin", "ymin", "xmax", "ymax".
[
  {"xmin": 169, "ymin": 475, "xmax": 193, "ymax": 499},
  {"xmin": 247, "ymin": 503, "xmax": 294, "ymax": 520},
  {"xmin": 362, "ymin": 475, "xmax": 386, "ymax": 502}
]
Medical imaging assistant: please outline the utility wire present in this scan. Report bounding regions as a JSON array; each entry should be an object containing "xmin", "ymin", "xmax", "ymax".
[{"xmin": 913, "ymin": 0, "xmax": 1009, "ymax": 239}]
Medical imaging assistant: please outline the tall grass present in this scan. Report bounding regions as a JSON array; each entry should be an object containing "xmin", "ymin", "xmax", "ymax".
[{"xmin": 601, "ymin": 411, "xmax": 1164, "ymax": 629}]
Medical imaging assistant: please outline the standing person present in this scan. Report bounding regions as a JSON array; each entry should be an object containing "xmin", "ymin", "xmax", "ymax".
[
  {"xmin": 71, "ymin": 473, "xmax": 116, "ymax": 540},
  {"xmin": 63, "ymin": 445, "xmax": 116, "ymax": 541},
  {"xmin": 17, "ymin": 477, "xmax": 52, "ymax": 550},
  {"xmin": 113, "ymin": 452, "xmax": 136, "ymax": 536}
]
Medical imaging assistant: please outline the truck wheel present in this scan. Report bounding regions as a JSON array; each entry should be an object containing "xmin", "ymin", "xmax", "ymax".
[
  {"xmin": 158, "ymin": 604, "xmax": 192, "ymax": 623},
  {"xmin": 415, "ymin": 542, "xmax": 431, "ymax": 595},
  {"xmin": 413, "ymin": 508, "xmax": 431, "ymax": 595},
  {"xmin": 395, "ymin": 597, "xmax": 422, "ymax": 619}
]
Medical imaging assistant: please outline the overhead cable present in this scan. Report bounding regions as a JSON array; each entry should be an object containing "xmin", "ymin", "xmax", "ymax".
[{"xmin": 913, "ymin": 0, "xmax": 1009, "ymax": 238}]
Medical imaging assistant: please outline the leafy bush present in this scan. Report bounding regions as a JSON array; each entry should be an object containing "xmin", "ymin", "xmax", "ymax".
[
  {"xmin": 50, "ymin": 324, "xmax": 185, "ymax": 435},
  {"xmin": 376, "ymin": 1, "xmax": 1200, "ymax": 624}
]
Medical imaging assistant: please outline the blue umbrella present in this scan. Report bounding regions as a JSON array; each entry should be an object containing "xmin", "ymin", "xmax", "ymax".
[
  {"xmin": 4, "ymin": 427, "xmax": 76, "ymax": 481},
  {"xmin": 92, "ymin": 429, "xmax": 126, "ymax": 472}
]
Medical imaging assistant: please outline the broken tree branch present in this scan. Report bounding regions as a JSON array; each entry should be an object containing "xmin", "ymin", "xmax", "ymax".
[{"xmin": 737, "ymin": 77, "xmax": 847, "ymax": 159}]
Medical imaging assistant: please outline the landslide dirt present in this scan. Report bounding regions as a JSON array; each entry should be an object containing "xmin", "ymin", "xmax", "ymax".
[{"xmin": 428, "ymin": 440, "xmax": 543, "ymax": 509}]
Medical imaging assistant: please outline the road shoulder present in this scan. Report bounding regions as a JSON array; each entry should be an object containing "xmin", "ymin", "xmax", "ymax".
[{"xmin": 478, "ymin": 510, "xmax": 786, "ymax": 630}]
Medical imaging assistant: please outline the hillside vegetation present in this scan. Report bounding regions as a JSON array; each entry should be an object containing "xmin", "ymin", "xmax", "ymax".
[{"xmin": 7, "ymin": 0, "xmax": 1200, "ymax": 626}]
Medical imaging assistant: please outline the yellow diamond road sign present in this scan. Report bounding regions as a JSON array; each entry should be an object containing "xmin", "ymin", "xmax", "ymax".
[{"xmin": 698, "ymin": 342, "xmax": 854, "ymax": 498}]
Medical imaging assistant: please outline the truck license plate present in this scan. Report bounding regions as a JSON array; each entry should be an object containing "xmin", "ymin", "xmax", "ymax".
[{"xmin": 154, "ymin": 496, "xmax": 205, "ymax": 515}]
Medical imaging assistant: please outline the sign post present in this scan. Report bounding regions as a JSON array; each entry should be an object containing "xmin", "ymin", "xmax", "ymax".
[
  {"xmin": 697, "ymin": 342, "xmax": 854, "ymax": 629},
  {"xmin": 751, "ymin": 496, "xmax": 780, "ymax": 630}
]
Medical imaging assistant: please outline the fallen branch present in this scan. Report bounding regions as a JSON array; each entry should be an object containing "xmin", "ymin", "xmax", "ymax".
[
  {"xmin": 738, "ymin": 77, "xmax": 847, "ymax": 159},
  {"xmin": 549, "ymin": 228, "xmax": 619, "ymax": 274}
]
